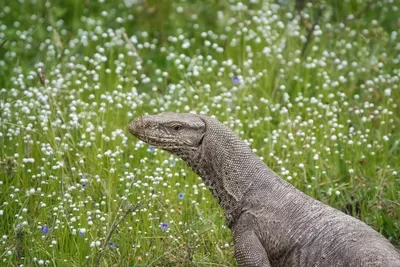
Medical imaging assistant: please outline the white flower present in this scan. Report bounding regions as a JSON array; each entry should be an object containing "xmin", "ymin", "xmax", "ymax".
[{"xmin": 262, "ymin": 47, "xmax": 271, "ymax": 55}]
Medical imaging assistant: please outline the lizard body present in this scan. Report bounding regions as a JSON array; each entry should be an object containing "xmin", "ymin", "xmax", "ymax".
[{"xmin": 128, "ymin": 112, "xmax": 400, "ymax": 267}]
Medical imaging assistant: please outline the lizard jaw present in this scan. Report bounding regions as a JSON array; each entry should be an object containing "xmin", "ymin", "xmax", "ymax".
[{"xmin": 128, "ymin": 120, "xmax": 178, "ymax": 149}]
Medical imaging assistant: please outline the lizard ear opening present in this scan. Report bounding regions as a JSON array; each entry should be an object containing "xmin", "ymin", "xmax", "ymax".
[
  {"xmin": 198, "ymin": 133, "xmax": 205, "ymax": 146},
  {"xmin": 196, "ymin": 116, "xmax": 207, "ymax": 147}
]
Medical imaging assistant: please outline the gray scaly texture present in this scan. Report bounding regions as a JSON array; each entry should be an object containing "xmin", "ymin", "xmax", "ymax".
[{"xmin": 128, "ymin": 112, "xmax": 400, "ymax": 267}]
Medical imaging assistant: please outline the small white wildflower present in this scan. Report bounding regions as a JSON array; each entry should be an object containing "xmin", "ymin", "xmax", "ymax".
[{"xmin": 182, "ymin": 42, "xmax": 190, "ymax": 49}]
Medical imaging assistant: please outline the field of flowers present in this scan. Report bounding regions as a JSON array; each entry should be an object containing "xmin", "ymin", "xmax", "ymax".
[{"xmin": 0, "ymin": 0, "xmax": 399, "ymax": 265}]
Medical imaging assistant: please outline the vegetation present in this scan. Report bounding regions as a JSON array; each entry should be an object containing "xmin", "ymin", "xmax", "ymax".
[{"xmin": 0, "ymin": 0, "xmax": 399, "ymax": 265}]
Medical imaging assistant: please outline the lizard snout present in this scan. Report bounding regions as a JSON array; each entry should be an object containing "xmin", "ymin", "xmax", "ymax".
[{"xmin": 128, "ymin": 117, "xmax": 145, "ymax": 137}]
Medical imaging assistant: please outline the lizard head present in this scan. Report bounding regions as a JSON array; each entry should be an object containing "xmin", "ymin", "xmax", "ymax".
[{"xmin": 128, "ymin": 112, "xmax": 206, "ymax": 154}]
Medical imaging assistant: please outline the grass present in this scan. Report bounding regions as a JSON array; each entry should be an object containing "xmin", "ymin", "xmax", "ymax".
[{"xmin": 0, "ymin": 0, "xmax": 399, "ymax": 265}]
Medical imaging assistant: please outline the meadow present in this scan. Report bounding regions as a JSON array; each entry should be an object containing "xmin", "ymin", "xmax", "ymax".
[{"xmin": 0, "ymin": 0, "xmax": 399, "ymax": 266}]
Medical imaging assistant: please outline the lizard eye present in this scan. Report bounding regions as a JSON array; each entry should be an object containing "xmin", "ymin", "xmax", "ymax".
[{"xmin": 171, "ymin": 124, "xmax": 183, "ymax": 131}]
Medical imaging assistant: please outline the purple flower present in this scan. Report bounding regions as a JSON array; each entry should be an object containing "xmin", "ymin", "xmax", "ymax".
[
  {"xmin": 148, "ymin": 146, "xmax": 155, "ymax": 153},
  {"xmin": 170, "ymin": 160, "xmax": 176, "ymax": 166},
  {"xmin": 109, "ymin": 242, "xmax": 115, "ymax": 249},
  {"xmin": 178, "ymin": 193, "xmax": 184, "ymax": 199},
  {"xmin": 41, "ymin": 225, "xmax": 49, "ymax": 234},
  {"xmin": 161, "ymin": 223, "xmax": 168, "ymax": 231},
  {"xmin": 79, "ymin": 231, "xmax": 84, "ymax": 236},
  {"xmin": 82, "ymin": 183, "xmax": 87, "ymax": 188},
  {"xmin": 232, "ymin": 76, "xmax": 240, "ymax": 85}
]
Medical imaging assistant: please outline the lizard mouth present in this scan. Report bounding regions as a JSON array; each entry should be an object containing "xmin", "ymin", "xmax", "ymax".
[{"xmin": 131, "ymin": 133, "xmax": 170, "ymax": 144}]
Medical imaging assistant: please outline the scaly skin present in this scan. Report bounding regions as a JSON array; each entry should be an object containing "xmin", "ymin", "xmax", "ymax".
[{"xmin": 128, "ymin": 112, "xmax": 400, "ymax": 267}]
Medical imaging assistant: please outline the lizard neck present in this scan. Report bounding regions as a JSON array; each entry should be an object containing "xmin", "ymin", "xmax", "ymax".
[{"xmin": 183, "ymin": 116, "xmax": 265, "ymax": 221}]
